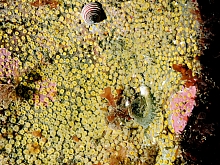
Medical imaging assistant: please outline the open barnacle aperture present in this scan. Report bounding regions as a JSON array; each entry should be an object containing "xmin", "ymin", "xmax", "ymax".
[
  {"xmin": 129, "ymin": 85, "xmax": 155, "ymax": 129},
  {"xmin": 81, "ymin": 2, "xmax": 107, "ymax": 25}
]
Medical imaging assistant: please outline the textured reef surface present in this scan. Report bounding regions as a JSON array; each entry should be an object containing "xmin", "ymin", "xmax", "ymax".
[{"xmin": 0, "ymin": 0, "xmax": 212, "ymax": 164}]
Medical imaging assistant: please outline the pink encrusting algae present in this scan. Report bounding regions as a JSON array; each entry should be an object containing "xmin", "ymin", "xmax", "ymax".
[
  {"xmin": 33, "ymin": 80, "xmax": 57, "ymax": 106},
  {"xmin": 0, "ymin": 48, "xmax": 19, "ymax": 82},
  {"xmin": 170, "ymin": 86, "xmax": 197, "ymax": 134}
]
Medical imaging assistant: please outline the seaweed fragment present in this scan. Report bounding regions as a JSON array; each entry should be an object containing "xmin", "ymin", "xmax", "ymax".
[
  {"xmin": 172, "ymin": 64, "xmax": 198, "ymax": 87},
  {"xmin": 100, "ymin": 87, "xmax": 117, "ymax": 107},
  {"xmin": 100, "ymin": 87, "xmax": 132, "ymax": 129}
]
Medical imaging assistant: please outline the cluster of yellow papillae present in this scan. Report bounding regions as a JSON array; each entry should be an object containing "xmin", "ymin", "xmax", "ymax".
[{"xmin": 0, "ymin": 0, "xmax": 201, "ymax": 164}]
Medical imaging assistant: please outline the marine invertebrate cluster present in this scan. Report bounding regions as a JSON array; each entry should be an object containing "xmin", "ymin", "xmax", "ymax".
[
  {"xmin": 0, "ymin": 0, "xmax": 203, "ymax": 164},
  {"xmin": 0, "ymin": 48, "xmax": 19, "ymax": 83},
  {"xmin": 33, "ymin": 79, "xmax": 57, "ymax": 106},
  {"xmin": 26, "ymin": 142, "xmax": 41, "ymax": 154},
  {"xmin": 170, "ymin": 86, "xmax": 197, "ymax": 134}
]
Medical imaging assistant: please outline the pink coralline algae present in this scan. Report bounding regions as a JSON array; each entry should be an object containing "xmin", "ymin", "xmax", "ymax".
[
  {"xmin": 0, "ymin": 48, "xmax": 19, "ymax": 82},
  {"xmin": 34, "ymin": 80, "xmax": 57, "ymax": 106},
  {"xmin": 170, "ymin": 86, "xmax": 197, "ymax": 134}
]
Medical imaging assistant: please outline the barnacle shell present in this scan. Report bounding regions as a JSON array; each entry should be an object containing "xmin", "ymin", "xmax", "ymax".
[{"xmin": 81, "ymin": 2, "xmax": 106, "ymax": 25}]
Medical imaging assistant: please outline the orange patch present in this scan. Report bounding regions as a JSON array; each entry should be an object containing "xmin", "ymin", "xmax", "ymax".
[
  {"xmin": 172, "ymin": 64, "xmax": 197, "ymax": 87},
  {"xmin": 107, "ymin": 114, "xmax": 115, "ymax": 122},
  {"xmin": 72, "ymin": 135, "xmax": 80, "ymax": 142},
  {"xmin": 32, "ymin": 131, "xmax": 42, "ymax": 138},
  {"xmin": 30, "ymin": 0, "xmax": 59, "ymax": 9},
  {"xmin": 100, "ymin": 87, "xmax": 116, "ymax": 107},
  {"xmin": 93, "ymin": 162, "xmax": 101, "ymax": 165}
]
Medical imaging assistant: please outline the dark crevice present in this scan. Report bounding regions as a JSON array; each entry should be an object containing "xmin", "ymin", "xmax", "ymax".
[{"xmin": 180, "ymin": 0, "xmax": 220, "ymax": 165}]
